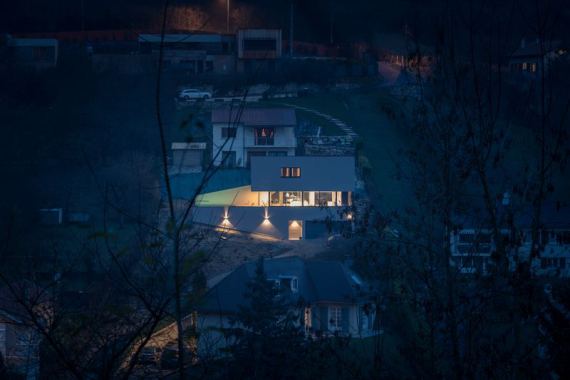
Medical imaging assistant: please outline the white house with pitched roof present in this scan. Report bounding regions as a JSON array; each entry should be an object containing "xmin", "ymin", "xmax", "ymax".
[{"xmin": 211, "ymin": 108, "xmax": 297, "ymax": 168}]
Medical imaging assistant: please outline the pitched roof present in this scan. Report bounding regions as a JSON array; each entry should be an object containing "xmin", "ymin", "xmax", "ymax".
[
  {"xmin": 455, "ymin": 201, "xmax": 570, "ymax": 230},
  {"xmin": 197, "ymin": 257, "xmax": 365, "ymax": 314},
  {"xmin": 211, "ymin": 108, "xmax": 296, "ymax": 126},
  {"xmin": 250, "ymin": 156, "xmax": 355, "ymax": 191},
  {"xmin": 511, "ymin": 40, "xmax": 563, "ymax": 58}
]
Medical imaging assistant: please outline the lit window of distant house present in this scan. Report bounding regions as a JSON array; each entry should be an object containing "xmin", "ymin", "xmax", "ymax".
[
  {"xmin": 221, "ymin": 127, "xmax": 237, "ymax": 138},
  {"xmin": 254, "ymin": 128, "xmax": 274, "ymax": 145},
  {"xmin": 281, "ymin": 167, "xmax": 301, "ymax": 177},
  {"xmin": 329, "ymin": 306, "xmax": 342, "ymax": 332}
]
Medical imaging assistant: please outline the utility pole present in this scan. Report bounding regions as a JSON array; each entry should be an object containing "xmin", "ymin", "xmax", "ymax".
[{"xmin": 289, "ymin": 2, "xmax": 294, "ymax": 56}]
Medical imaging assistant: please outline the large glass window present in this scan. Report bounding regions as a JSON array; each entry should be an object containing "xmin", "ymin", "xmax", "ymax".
[
  {"xmin": 270, "ymin": 192, "xmax": 281, "ymax": 206},
  {"xmin": 244, "ymin": 39, "xmax": 277, "ymax": 51},
  {"xmin": 254, "ymin": 128, "xmax": 274, "ymax": 145},
  {"xmin": 316, "ymin": 192, "xmax": 334, "ymax": 206},
  {"xmin": 283, "ymin": 192, "xmax": 302, "ymax": 206}
]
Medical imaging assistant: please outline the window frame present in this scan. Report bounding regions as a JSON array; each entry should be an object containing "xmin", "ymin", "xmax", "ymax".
[{"xmin": 280, "ymin": 167, "xmax": 301, "ymax": 178}]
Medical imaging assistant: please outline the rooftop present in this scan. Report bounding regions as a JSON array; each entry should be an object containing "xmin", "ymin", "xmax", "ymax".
[
  {"xmin": 197, "ymin": 256, "xmax": 365, "ymax": 314},
  {"xmin": 511, "ymin": 39, "xmax": 563, "ymax": 58}
]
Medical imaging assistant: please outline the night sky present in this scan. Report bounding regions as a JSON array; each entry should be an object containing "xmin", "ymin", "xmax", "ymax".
[{"xmin": 2, "ymin": 0, "xmax": 435, "ymax": 42}]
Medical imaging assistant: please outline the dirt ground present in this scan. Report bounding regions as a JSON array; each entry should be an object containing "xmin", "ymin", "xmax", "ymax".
[{"xmin": 196, "ymin": 229, "xmax": 354, "ymax": 287}]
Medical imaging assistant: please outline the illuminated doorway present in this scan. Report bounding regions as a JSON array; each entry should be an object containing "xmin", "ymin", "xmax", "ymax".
[{"xmin": 288, "ymin": 220, "xmax": 303, "ymax": 240}]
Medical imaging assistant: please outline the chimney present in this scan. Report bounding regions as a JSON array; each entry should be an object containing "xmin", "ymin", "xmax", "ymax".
[{"xmin": 520, "ymin": 38, "xmax": 526, "ymax": 48}]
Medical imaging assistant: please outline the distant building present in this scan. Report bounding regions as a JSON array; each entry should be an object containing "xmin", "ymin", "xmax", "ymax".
[
  {"xmin": 138, "ymin": 33, "xmax": 236, "ymax": 74},
  {"xmin": 236, "ymin": 29, "xmax": 282, "ymax": 73},
  {"xmin": 195, "ymin": 256, "xmax": 376, "ymax": 356},
  {"xmin": 509, "ymin": 38, "xmax": 567, "ymax": 78},
  {"xmin": 450, "ymin": 201, "xmax": 570, "ymax": 277},
  {"xmin": 0, "ymin": 283, "xmax": 48, "ymax": 380},
  {"xmin": 211, "ymin": 107, "xmax": 297, "ymax": 168},
  {"xmin": 170, "ymin": 142, "xmax": 206, "ymax": 174},
  {"xmin": 2, "ymin": 35, "xmax": 58, "ymax": 70},
  {"xmin": 373, "ymin": 32, "xmax": 434, "ymax": 70}
]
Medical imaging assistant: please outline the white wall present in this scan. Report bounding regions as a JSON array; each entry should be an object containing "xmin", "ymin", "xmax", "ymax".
[{"xmin": 212, "ymin": 124, "xmax": 297, "ymax": 167}]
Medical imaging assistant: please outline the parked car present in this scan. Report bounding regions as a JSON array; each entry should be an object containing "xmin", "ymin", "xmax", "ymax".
[{"xmin": 178, "ymin": 88, "xmax": 212, "ymax": 100}]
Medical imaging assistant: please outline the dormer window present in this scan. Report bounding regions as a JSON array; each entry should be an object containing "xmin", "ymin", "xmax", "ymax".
[
  {"xmin": 254, "ymin": 127, "xmax": 274, "ymax": 145},
  {"xmin": 277, "ymin": 276, "xmax": 299, "ymax": 292},
  {"xmin": 281, "ymin": 167, "xmax": 301, "ymax": 177}
]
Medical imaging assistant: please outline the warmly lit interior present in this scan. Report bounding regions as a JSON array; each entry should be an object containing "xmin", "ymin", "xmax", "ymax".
[{"xmin": 196, "ymin": 186, "xmax": 351, "ymax": 207}]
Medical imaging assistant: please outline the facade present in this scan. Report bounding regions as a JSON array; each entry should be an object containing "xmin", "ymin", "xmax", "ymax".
[
  {"xmin": 211, "ymin": 108, "xmax": 297, "ymax": 168},
  {"xmin": 3, "ymin": 35, "xmax": 58, "ymax": 70},
  {"xmin": 236, "ymin": 29, "xmax": 282, "ymax": 73},
  {"xmin": 509, "ymin": 38, "xmax": 567, "ymax": 78},
  {"xmin": 170, "ymin": 156, "xmax": 355, "ymax": 240},
  {"xmin": 195, "ymin": 257, "xmax": 376, "ymax": 356},
  {"xmin": 139, "ymin": 33, "xmax": 236, "ymax": 74},
  {"xmin": 450, "ymin": 202, "xmax": 570, "ymax": 277},
  {"xmin": 0, "ymin": 284, "xmax": 46, "ymax": 379}
]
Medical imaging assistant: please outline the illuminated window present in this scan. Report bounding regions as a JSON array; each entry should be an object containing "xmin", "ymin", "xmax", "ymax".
[
  {"xmin": 254, "ymin": 128, "xmax": 275, "ymax": 145},
  {"xmin": 281, "ymin": 167, "xmax": 301, "ymax": 177}
]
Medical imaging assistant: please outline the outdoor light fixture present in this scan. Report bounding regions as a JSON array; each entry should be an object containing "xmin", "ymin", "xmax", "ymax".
[
  {"xmin": 264, "ymin": 207, "xmax": 270, "ymax": 220},
  {"xmin": 346, "ymin": 212, "xmax": 353, "ymax": 220}
]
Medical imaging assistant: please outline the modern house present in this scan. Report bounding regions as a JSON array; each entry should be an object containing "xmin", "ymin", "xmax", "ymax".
[
  {"xmin": 211, "ymin": 108, "xmax": 297, "ymax": 168},
  {"xmin": 236, "ymin": 29, "xmax": 282, "ymax": 73},
  {"xmin": 169, "ymin": 155, "xmax": 355, "ymax": 240},
  {"xmin": 195, "ymin": 256, "xmax": 376, "ymax": 356},
  {"xmin": 450, "ymin": 201, "xmax": 570, "ymax": 277}
]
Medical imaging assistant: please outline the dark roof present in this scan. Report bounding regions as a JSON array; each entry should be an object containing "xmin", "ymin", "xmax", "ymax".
[
  {"xmin": 250, "ymin": 156, "xmax": 355, "ymax": 191},
  {"xmin": 197, "ymin": 257, "xmax": 365, "ymax": 314},
  {"xmin": 211, "ymin": 108, "xmax": 296, "ymax": 126},
  {"xmin": 455, "ymin": 201, "xmax": 570, "ymax": 230},
  {"xmin": 511, "ymin": 40, "xmax": 563, "ymax": 58},
  {"xmin": 168, "ymin": 169, "xmax": 250, "ymax": 200},
  {"xmin": 517, "ymin": 201, "xmax": 570, "ymax": 230}
]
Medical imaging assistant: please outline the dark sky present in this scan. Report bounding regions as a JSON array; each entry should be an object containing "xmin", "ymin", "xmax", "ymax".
[
  {"xmin": 1, "ymin": 0, "xmax": 432, "ymax": 42},
  {"xmin": 2, "ymin": 0, "xmax": 568, "ymax": 44}
]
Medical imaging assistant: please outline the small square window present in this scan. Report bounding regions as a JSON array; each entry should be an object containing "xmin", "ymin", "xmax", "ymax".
[{"xmin": 281, "ymin": 167, "xmax": 301, "ymax": 177}]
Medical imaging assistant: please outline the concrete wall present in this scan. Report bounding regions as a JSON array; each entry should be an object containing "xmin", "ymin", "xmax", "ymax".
[{"xmin": 191, "ymin": 205, "xmax": 348, "ymax": 239}]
